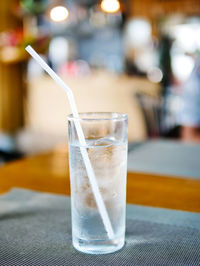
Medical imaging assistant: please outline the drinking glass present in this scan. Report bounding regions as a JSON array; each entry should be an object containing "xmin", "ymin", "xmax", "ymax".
[{"xmin": 67, "ymin": 112, "xmax": 128, "ymax": 254}]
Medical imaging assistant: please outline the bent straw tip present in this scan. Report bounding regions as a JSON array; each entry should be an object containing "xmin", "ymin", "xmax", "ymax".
[{"xmin": 25, "ymin": 45, "xmax": 33, "ymax": 53}]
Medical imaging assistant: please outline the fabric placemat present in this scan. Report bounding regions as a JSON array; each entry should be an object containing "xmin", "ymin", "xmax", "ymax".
[
  {"xmin": 0, "ymin": 189, "xmax": 200, "ymax": 266},
  {"xmin": 128, "ymin": 140, "xmax": 200, "ymax": 179}
]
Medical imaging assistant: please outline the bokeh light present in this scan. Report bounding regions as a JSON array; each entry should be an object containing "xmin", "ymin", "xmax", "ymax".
[
  {"xmin": 50, "ymin": 6, "xmax": 69, "ymax": 22},
  {"xmin": 101, "ymin": 0, "xmax": 120, "ymax": 14},
  {"xmin": 147, "ymin": 67, "xmax": 163, "ymax": 83}
]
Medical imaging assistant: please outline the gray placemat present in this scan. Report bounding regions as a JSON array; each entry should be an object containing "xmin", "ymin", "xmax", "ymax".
[
  {"xmin": 128, "ymin": 140, "xmax": 200, "ymax": 179},
  {"xmin": 0, "ymin": 189, "xmax": 200, "ymax": 266}
]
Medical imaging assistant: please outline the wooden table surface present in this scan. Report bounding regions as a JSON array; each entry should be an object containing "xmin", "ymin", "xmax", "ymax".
[{"xmin": 0, "ymin": 147, "xmax": 200, "ymax": 213}]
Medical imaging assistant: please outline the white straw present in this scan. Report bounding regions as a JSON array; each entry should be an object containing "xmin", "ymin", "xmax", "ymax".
[{"xmin": 25, "ymin": 45, "xmax": 114, "ymax": 239}]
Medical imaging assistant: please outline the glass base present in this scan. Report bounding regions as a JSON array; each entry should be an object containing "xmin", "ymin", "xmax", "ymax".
[{"xmin": 73, "ymin": 236, "xmax": 125, "ymax": 254}]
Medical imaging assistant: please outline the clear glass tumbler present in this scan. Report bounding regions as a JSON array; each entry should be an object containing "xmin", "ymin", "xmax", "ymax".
[{"xmin": 67, "ymin": 112, "xmax": 128, "ymax": 254}]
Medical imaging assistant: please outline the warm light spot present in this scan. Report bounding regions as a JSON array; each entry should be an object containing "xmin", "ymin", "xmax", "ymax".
[
  {"xmin": 50, "ymin": 6, "xmax": 69, "ymax": 22},
  {"xmin": 101, "ymin": 0, "xmax": 120, "ymax": 14}
]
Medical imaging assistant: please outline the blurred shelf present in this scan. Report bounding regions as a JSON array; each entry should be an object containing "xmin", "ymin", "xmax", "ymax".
[
  {"xmin": 0, "ymin": 39, "xmax": 50, "ymax": 64},
  {"xmin": 0, "ymin": 46, "xmax": 29, "ymax": 64}
]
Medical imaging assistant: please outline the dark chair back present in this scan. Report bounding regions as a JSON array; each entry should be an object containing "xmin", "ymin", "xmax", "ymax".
[{"xmin": 136, "ymin": 92, "xmax": 162, "ymax": 138}]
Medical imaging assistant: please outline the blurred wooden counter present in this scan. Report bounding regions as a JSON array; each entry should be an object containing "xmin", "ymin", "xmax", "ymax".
[
  {"xmin": 0, "ymin": 147, "xmax": 200, "ymax": 213},
  {"xmin": 26, "ymin": 71, "xmax": 161, "ymax": 143}
]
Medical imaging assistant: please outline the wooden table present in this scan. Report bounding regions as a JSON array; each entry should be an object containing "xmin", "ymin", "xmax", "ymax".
[{"xmin": 0, "ymin": 147, "xmax": 200, "ymax": 213}]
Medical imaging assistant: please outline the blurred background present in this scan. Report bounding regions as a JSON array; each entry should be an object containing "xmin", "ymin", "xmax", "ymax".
[{"xmin": 0, "ymin": 0, "xmax": 200, "ymax": 164}]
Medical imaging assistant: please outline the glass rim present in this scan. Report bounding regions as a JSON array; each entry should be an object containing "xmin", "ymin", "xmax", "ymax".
[{"xmin": 67, "ymin": 112, "xmax": 128, "ymax": 121}]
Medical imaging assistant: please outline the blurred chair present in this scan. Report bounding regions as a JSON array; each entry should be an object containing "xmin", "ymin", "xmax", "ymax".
[
  {"xmin": 135, "ymin": 92, "xmax": 163, "ymax": 138},
  {"xmin": 0, "ymin": 150, "xmax": 23, "ymax": 165},
  {"xmin": 136, "ymin": 92, "xmax": 181, "ymax": 139},
  {"xmin": 0, "ymin": 134, "xmax": 23, "ymax": 165}
]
